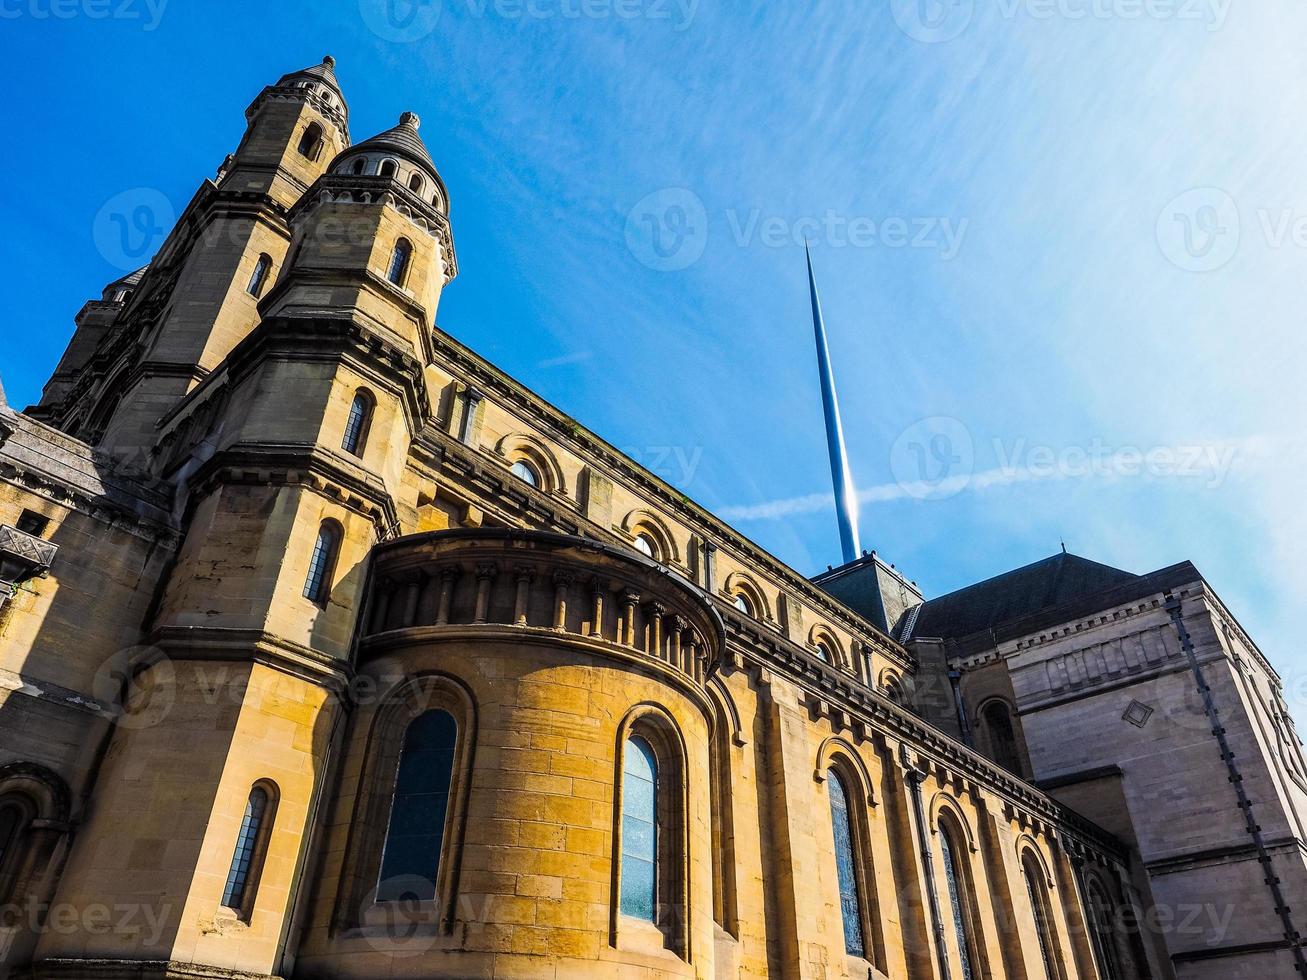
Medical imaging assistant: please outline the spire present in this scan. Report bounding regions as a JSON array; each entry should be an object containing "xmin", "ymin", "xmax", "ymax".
[{"xmin": 806, "ymin": 244, "xmax": 861, "ymax": 565}]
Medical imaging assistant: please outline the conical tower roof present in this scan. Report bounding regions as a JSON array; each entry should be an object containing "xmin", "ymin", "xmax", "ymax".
[
  {"xmin": 277, "ymin": 55, "xmax": 342, "ymax": 96},
  {"xmin": 349, "ymin": 112, "xmax": 437, "ymax": 176}
]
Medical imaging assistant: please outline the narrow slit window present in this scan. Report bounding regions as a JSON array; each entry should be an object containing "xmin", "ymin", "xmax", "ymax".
[
  {"xmin": 342, "ymin": 390, "xmax": 374, "ymax": 456},
  {"xmin": 828, "ymin": 771, "xmax": 866, "ymax": 957},
  {"xmin": 377, "ymin": 709, "xmax": 458, "ymax": 903},
  {"xmin": 303, "ymin": 521, "xmax": 341, "ymax": 604},
  {"xmin": 620, "ymin": 736, "xmax": 658, "ymax": 921},
  {"xmin": 246, "ymin": 254, "xmax": 272, "ymax": 298},
  {"xmin": 387, "ymin": 238, "xmax": 412, "ymax": 286},
  {"xmin": 221, "ymin": 785, "xmax": 273, "ymax": 915}
]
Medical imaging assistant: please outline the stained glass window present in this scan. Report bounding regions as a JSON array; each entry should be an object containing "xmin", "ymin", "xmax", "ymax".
[
  {"xmin": 222, "ymin": 786, "xmax": 270, "ymax": 912},
  {"xmin": 940, "ymin": 827, "xmax": 976, "ymax": 980},
  {"xmin": 377, "ymin": 709, "xmax": 458, "ymax": 903},
  {"xmin": 828, "ymin": 771, "xmax": 865, "ymax": 957},
  {"xmin": 621, "ymin": 736, "xmax": 658, "ymax": 921}
]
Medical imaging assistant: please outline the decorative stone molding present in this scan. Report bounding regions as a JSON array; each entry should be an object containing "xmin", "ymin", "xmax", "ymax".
[{"xmin": 361, "ymin": 528, "xmax": 725, "ymax": 692}]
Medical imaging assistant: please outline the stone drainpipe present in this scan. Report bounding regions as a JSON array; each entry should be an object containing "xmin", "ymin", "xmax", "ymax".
[
  {"xmin": 1166, "ymin": 594, "xmax": 1307, "ymax": 974},
  {"xmin": 0, "ymin": 524, "xmax": 58, "ymax": 612}
]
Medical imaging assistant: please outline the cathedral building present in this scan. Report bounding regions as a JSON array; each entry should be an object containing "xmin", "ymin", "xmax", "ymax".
[{"xmin": 0, "ymin": 56, "xmax": 1303, "ymax": 980}]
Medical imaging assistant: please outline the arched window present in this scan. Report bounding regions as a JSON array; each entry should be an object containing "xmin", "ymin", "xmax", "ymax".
[
  {"xmin": 376, "ymin": 709, "xmax": 458, "ymax": 902},
  {"xmin": 303, "ymin": 520, "xmax": 342, "ymax": 604},
  {"xmin": 408, "ymin": 172, "xmax": 425, "ymax": 195},
  {"xmin": 620, "ymin": 735, "xmax": 658, "ymax": 921},
  {"xmin": 297, "ymin": 122, "xmax": 324, "ymax": 161},
  {"xmin": 221, "ymin": 783, "xmax": 277, "ymax": 918},
  {"xmin": 883, "ymin": 675, "xmax": 907, "ymax": 706},
  {"xmin": 387, "ymin": 238, "xmax": 412, "ymax": 287},
  {"xmin": 246, "ymin": 253, "xmax": 272, "ymax": 298},
  {"xmin": 0, "ymin": 795, "xmax": 32, "ymax": 902},
  {"xmin": 828, "ymin": 770, "xmax": 866, "ymax": 957},
  {"xmin": 1085, "ymin": 877, "xmax": 1121, "ymax": 980},
  {"xmin": 633, "ymin": 533, "xmax": 656, "ymax": 559},
  {"xmin": 939, "ymin": 822, "xmax": 979, "ymax": 980},
  {"xmin": 378, "ymin": 158, "xmax": 398, "ymax": 179},
  {"xmin": 511, "ymin": 459, "xmax": 539, "ymax": 487},
  {"xmin": 815, "ymin": 639, "xmax": 835, "ymax": 664},
  {"xmin": 982, "ymin": 701, "xmax": 1021, "ymax": 774},
  {"xmin": 341, "ymin": 389, "xmax": 374, "ymax": 457},
  {"xmin": 733, "ymin": 593, "xmax": 753, "ymax": 617},
  {"xmin": 351, "ymin": 157, "xmax": 367, "ymax": 175},
  {"xmin": 1023, "ymin": 852, "xmax": 1063, "ymax": 980}
]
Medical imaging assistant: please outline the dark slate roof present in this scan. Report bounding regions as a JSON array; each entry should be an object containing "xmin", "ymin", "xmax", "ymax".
[
  {"xmin": 351, "ymin": 112, "xmax": 437, "ymax": 175},
  {"xmin": 279, "ymin": 55, "xmax": 342, "ymax": 95},
  {"xmin": 909, "ymin": 552, "xmax": 1141, "ymax": 644}
]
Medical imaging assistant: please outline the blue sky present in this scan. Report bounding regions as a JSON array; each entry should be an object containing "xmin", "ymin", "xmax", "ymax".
[{"xmin": 2, "ymin": 1, "xmax": 1304, "ymax": 713}]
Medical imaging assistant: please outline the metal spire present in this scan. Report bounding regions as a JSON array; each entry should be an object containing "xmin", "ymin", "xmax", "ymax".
[{"xmin": 805, "ymin": 244, "xmax": 861, "ymax": 565}]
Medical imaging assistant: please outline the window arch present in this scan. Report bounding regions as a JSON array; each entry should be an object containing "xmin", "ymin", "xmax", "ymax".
[
  {"xmin": 0, "ymin": 794, "xmax": 34, "ymax": 903},
  {"xmin": 387, "ymin": 238, "xmax": 412, "ymax": 286},
  {"xmin": 303, "ymin": 520, "xmax": 342, "ymax": 605},
  {"xmin": 613, "ymin": 707, "xmax": 687, "ymax": 955},
  {"xmin": 880, "ymin": 670, "xmax": 908, "ymax": 707},
  {"xmin": 619, "ymin": 510, "xmax": 678, "ymax": 564},
  {"xmin": 342, "ymin": 388, "xmax": 374, "ymax": 457},
  {"xmin": 938, "ymin": 816, "xmax": 981, "ymax": 980},
  {"xmin": 408, "ymin": 172, "xmax": 425, "ymax": 195},
  {"xmin": 809, "ymin": 626, "xmax": 845, "ymax": 669},
  {"xmin": 828, "ymin": 770, "xmax": 866, "ymax": 957},
  {"xmin": 980, "ymin": 699, "xmax": 1022, "ymax": 774},
  {"xmin": 632, "ymin": 533, "xmax": 657, "ymax": 560},
  {"xmin": 351, "ymin": 156, "xmax": 367, "ymax": 175},
  {"xmin": 378, "ymin": 158, "xmax": 398, "ymax": 179},
  {"xmin": 246, "ymin": 253, "xmax": 272, "ymax": 298},
  {"xmin": 1023, "ymin": 850, "xmax": 1064, "ymax": 980},
  {"xmin": 723, "ymin": 572, "xmax": 768, "ymax": 622},
  {"xmin": 221, "ymin": 782, "xmax": 278, "ymax": 919},
  {"xmin": 376, "ymin": 709, "xmax": 459, "ymax": 903},
  {"xmin": 297, "ymin": 122, "xmax": 324, "ymax": 161},
  {"xmin": 1084, "ymin": 875, "xmax": 1121, "ymax": 980}
]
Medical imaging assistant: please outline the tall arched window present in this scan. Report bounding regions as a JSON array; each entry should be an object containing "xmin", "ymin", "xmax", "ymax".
[
  {"xmin": 1085, "ymin": 877, "xmax": 1121, "ymax": 980},
  {"xmin": 221, "ymin": 783, "xmax": 277, "ymax": 918},
  {"xmin": 297, "ymin": 122, "xmax": 324, "ymax": 160},
  {"xmin": 1023, "ymin": 852, "xmax": 1063, "ymax": 980},
  {"xmin": 246, "ymin": 253, "xmax": 272, "ymax": 298},
  {"xmin": 0, "ymin": 796, "xmax": 31, "ymax": 902},
  {"xmin": 341, "ymin": 389, "xmax": 374, "ymax": 456},
  {"xmin": 377, "ymin": 709, "xmax": 458, "ymax": 902},
  {"xmin": 303, "ymin": 520, "xmax": 342, "ymax": 604},
  {"xmin": 620, "ymin": 736, "xmax": 658, "ymax": 921},
  {"xmin": 982, "ymin": 701, "xmax": 1022, "ymax": 774},
  {"xmin": 387, "ymin": 238, "xmax": 412, "ymax": 286},
  {"xmin": 828, "ymin": 770, "xmax": 866, "ymax": 957},
  {"xmin": 939, "ymin": 822, "xmax": 978, "ymax": 980}
]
